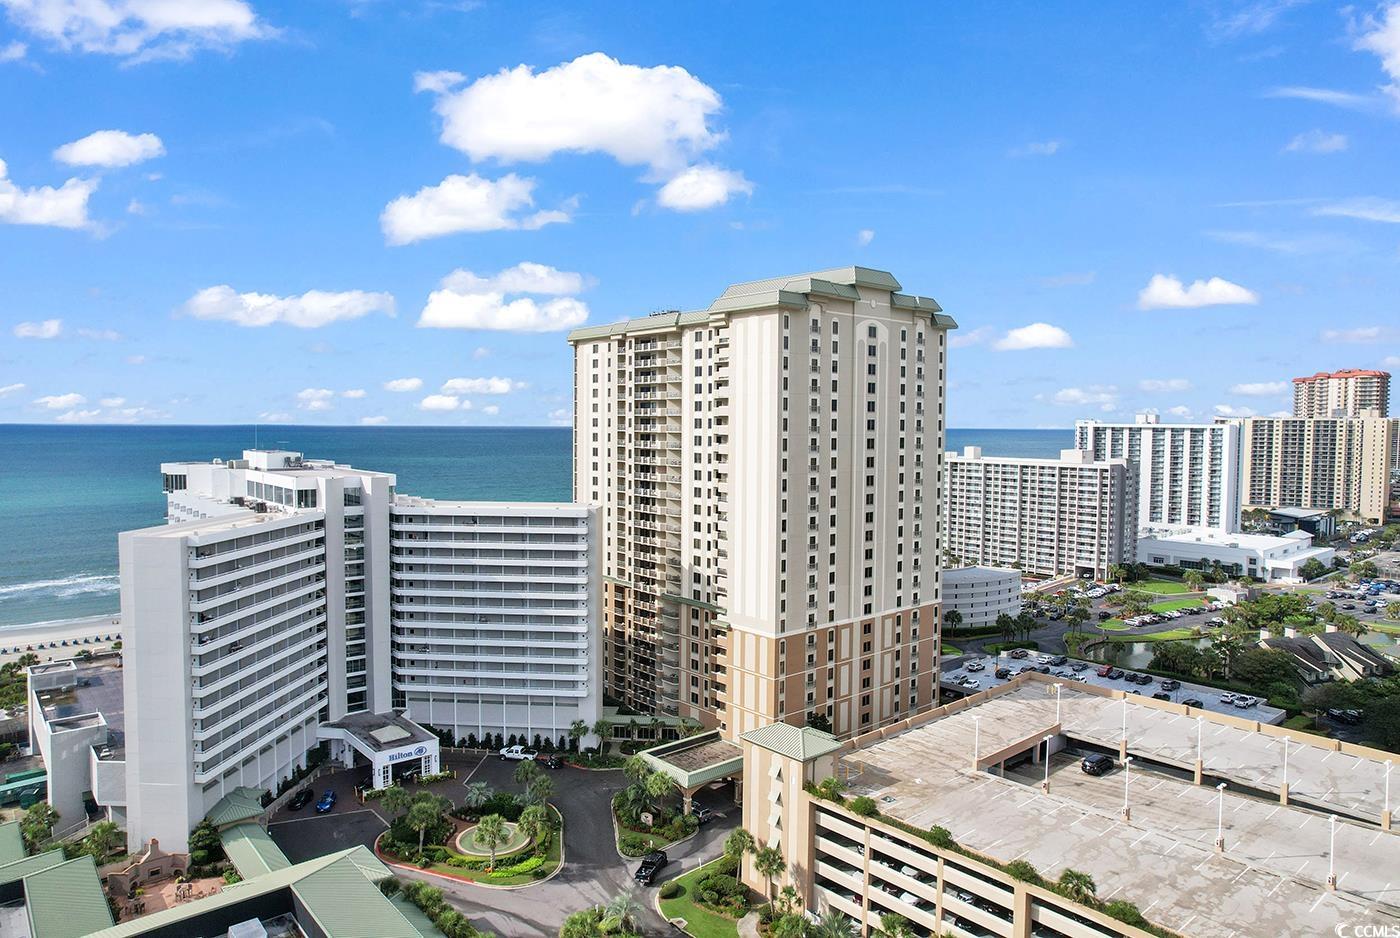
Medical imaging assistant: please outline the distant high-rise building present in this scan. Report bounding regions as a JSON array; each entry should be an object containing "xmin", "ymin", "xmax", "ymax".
[
  {"xmin": 568, "ymin": 266, "xmax": 956, "ymax": 739},
  {"xmin": 943, "ymin": 447, "xmax": 1138, "ymax": 580},
  {"xmin": 1235, "ymin": 416, "xmax": 1395, "ymax": 524},
  {"xmin": 1074, "ymin": 414, "xmax": 1241, "ymax": 533},
  {"xmin": 1292, "ymin": 369, "xmax": 1390, "ymax": 418}
]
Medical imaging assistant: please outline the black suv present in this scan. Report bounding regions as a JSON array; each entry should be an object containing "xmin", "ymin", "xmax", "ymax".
[
  {"xmin": 1081, "ymin": 754, "xmax": 1114, "ymax": 776},
  {"xmin": 635, "ymin": 851, "xmax": 669, "ymax": 886},
  {"xmin": 288, "ymin": 789, "xmax": 313, "ymax": 811}
]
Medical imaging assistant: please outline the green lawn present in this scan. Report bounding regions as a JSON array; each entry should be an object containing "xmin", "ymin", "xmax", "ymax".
[
  {"xmin": 1149, "ymin": 597, "xmax": 1206, "ymax": 613},
  {"xmin": 390, "ymin": 806, "xmax": 563, "ymax": 886},
  {"xmin": 1369, "ymin": 621, "xmax": 1400, "ymax": 635},
  {"xmin": 1099, "ymin": 620, "xmax": 1130, "ymax": 631},
  {"xmin": 1131, "ymin": 579, "xmax": 1193, "ymax": 595},
  {"xmin": 942, "ymin": 644, "xmax": 963, "ymax": 656},
  {"xmin": 657, "ymin": 859, "xmax": 742, "ymax": 938},
  {"xmin": 1109, "ymin": 628, "xmax": 1197, "ymax": 643}
]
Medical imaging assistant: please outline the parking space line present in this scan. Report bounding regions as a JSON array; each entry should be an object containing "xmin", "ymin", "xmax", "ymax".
[
  {"xmin": 1265, "ymin": 806, "xmax": 1280, "ymax": 821},
  {"xmin": 269, "ymin": 808, "xmax": 388, "ymax": 829},
  {"xmin": 460, "ymin": 752, "xmax": 489, "ymax": 784}
]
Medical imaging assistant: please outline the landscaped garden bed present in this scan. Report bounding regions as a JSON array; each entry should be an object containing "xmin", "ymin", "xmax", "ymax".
[
  {"xmin": 613, "ymin": 756, "xmax": 699, "ymax": 857},
  {"xmin": 657, "ymin": 856, "xmax": 747, "ymax": 938}
]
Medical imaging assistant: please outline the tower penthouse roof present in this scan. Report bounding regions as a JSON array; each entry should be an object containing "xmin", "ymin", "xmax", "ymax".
[{"xmin": 1293, "ymin": 368, "xmax": 1389, "ymax": 382}]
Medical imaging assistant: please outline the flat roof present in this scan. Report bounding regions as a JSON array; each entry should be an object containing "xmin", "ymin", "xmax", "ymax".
[
  {"xmin": 1139, "ymin": 526, "xmax": 1321, "ymax": 551},
  {"xmin": 642, "ymin": 731, "xmax": 743, "ymax": 788},
  {"xmin": 838, "ymin": 683, "xmax": 1400, "ymax": 938},
  {"xmin": 942, "ymin": 565, "xmax": 1022, "ymax": 583},
  {"xmin": 319, "ymin": 711, "xmax": 435, "ymax": 753},
  {"xmin": 33, "ymin": 661, "xmax": 124, "ymax": 758}
]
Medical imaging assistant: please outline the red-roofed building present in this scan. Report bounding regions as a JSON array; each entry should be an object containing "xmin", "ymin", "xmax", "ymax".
[{"xmin": 1292, "ymin": 368, "xmax": 1390, "ymax": 418}]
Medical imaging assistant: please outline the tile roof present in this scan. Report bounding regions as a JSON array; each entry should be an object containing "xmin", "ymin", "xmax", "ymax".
[{"xmin": 204, "ymin": 786, "xmax": 266, "ymax": 827}]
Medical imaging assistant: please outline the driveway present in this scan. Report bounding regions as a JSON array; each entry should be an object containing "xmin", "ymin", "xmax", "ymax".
[{"xmin": 273, "ymin": 752, "xmax": 738, "ymax": 936}]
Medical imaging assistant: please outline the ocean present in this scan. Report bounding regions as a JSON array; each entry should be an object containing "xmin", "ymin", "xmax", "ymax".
[{"xmin": 0, "ymin": 424, "xmax": 1070, "ymax": 628}]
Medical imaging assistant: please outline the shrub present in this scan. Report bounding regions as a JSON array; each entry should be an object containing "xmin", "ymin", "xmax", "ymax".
[
  {"xmin": 1004, "ymin": 859, "xmax": 1042, "ymax": 884},
  {"xmin": 695, "ymin": 868, "xmax": 749, "ymax": 917},
  {"xmin": 618, "ymin": 832, "xmax": 654, "ymax": 857},
  {"xmin": 848, "ymin": 796, "xmax": 879, "ymax": 817},
  {"xmin": 222, "ymin": 869, "xmax": 242, "ymax": 885},
  {"xmin": 1103, "ymin": 900, "xmax": 1148, "ymax": 927},
  {"xmin": 712, "ymin": 854, "xmax": 738, "ymax": 878},
  {"xmin": 926, "ymin": 825, "xmax": 955, "ymax": 849},
  {"xmin": 658, "ymin": 880, "xmax": 680, "ymax": 899}
]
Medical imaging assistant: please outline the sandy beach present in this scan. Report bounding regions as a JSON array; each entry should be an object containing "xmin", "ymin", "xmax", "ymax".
[{"xmin": 0, "ymin": 614, "xmax": 124, "ymax": 667}]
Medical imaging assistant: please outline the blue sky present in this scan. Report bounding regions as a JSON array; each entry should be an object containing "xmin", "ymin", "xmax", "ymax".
[{"xmin": 1, "ymin": 1, "xmax": 1398, "ymax": 429}]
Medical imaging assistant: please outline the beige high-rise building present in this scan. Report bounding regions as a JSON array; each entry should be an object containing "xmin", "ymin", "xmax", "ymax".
[
  {"xmin": 1237, "ymin": 416, "xmax": 1395, "ymax": 524},
  {"xmin": 568, "ymin": 266, "xmax": 956, "ymax": 740},
  {"xmin": 1292, "ymin": 368, "xmax": 1390, "ymax": 418},
  {"xmin": 944, "ymin": 447, "xmax": 1138, "ymax": 579}
]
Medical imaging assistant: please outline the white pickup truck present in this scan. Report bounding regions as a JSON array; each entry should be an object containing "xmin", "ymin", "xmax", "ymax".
[{"xmin": 498, "ymin": 745, "xmax": 538, "ymax": 761}]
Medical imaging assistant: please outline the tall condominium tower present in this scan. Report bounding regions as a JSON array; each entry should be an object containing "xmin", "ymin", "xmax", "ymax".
[
  {"xmin": 568, "ymin": 267, "xmax": 956, "ymax": 739},
  {"xmin": 119, "ymin": 450, "xmax": 597, "ymax": 852},
  {"xmin": 1074, "ymin": 413, "xmax": 1241, "ymax": 533},
  {"xmin": 1292, "ymin": 369, "xmax": 1390, "ymax": 418},
  {"xmin": 1235, "ymin": 416, "xmax": 1395, "ymax": 524},
  {"xmin": 943, "ymin": 447, "xmax": 1138, "ymax": 580}
]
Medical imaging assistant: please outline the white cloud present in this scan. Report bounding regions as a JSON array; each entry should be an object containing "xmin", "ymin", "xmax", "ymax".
[
  {"xmin": 380, "ymin": 173, "xmax": 571, "ymax": 245},
  {"xmin": 0, "ymin": 158, "xmax": 97, "ymax": 229},
  {"xmin": 948, "ymin": 326, "xmax": 993, "ymax": 349},
  {"xmin": 1050, "ymin": 385, "xmax": 1118, "ymax": 411},
  {"xmin": 1355, "ymin": 2, "xmax": 1400, "ymax": 108},
  {"xmin": 341, "ymin": 388, "xmax": 367, "ymax": 399},
  {"xmin": 296, "ymin": 388, "xmax": 334, "ymax": 411},
  {"xmin": 1321, "ymin": 326, "xmax": 1383, "ymax": 343},
  {"xmin": 258, "ymin": 411, "xmax": 291, "ymax": 423},
  {"xmin": 54, "ymin": 130, "xmax": 165, "ymax": 167},
  {"xmin": 1205, "ymin": 229, "xmax": 1359, "ymax": 255},
  {"xmin": 124, "ymin": 354, "xmax": 147, "ymax": 365},
  {"xmin": 548, "ymin": 407, "xmax": 571, "ymax": 426},
  {"xmin": 426, "ymin": 52, "xmax": 724, "ymax": 172},
  {"xmin": 1167, "ymin": 405, "xmax": 1193, "ymax": 417},
  {"xmin": 360, "ymin": 415, "xmax": 388, "ymax": 425},
  {"xmin": 418, "ymin": 262, "xmax": 590, "ymax": 332},
  {"xmin": 99, "ymin": 396, "xmax": 125, "ymax": 407},
  {"xmin": 0, "ymin": 382, "xmax": 25, "ymax": 395},
  {"xmin": 0, "ymin": 40, "xmax": 25, "ymax": 61},
  {"xmin": 1264, "ymin": 86, "xmax": 1375, "ymax": 109},
  {"xmin": 993, "ymin": 322, "xmax": 1074, "ymax": 351},
  {"xmin": 183, "ymin": 285, "xmax": 395, "ymax": 328},
  {"xmin": 53, "ymin": 408, "xmax": 101, "ymax": 422},
  {"xmin": 1139, "ymin": 378, "xmax": 1192, "ymax": 392},
  {"xmin": 1213, "ymin": 403, "xmax": 1257, "ymax": 417},
  {"xmin": 1311, "ymin": 197, "xmax": 1400, "ymax": 223},
  {"xmin": 33, "ymin": 392, "xmax": 85, "ymax": 409},
  {"xmin": 412, "ymin": 69, "xmax": 464, "ymax": 94},
  {"xmin": 126, "ymin": 198, "xmax": 147, "ymax": 215},
  {"xmin": 1283, "ymin": 129, "xmax": 1348, "ymax": 153},
  {"xmin": 856, "ymin": 229, "xmax": 875, "ymax": 246},
  {"xmin": 1230, "ymin": 380, "xmax": 1288, "ymax": 396},
  {"xmin": 655, "ymin": 164, "xmax": 752, "ymax": 211},
  {"xmin": 419, "ymin": 393, "xmax": 462, "ymax": 411},
  {"xmin": 1, "ymin": 0, "xmax": 275, "ymax": 62},
  {"xmin": 1010, "ymin": 139, "xmax": 1062, "ymax": 157},
  {"xmin": 77, "ymin": 326, "xmax": 121, "ymax": 341},
  {"xmin": 1382, "ymin": 355, "xmax": 1400, "ymax": 367},
  {"xmin": 472, "ymin": 346, "xmax": 491, "ymax": 359},
  {"xmin": 1136, "ymin": 274, "xmax": 1258, "ymax": 310},
  {"xmin": 383, "ymin": 377, "xmax": 423, "ymax": 392},
  {"xmin": 13, "ymin": 318, "xmax": 62, "ymax": 338},
  {"xmin": 440, "ymin": 376, "xmax": 525, "ymax": 394},
  {"xmin": 481, "ymin": 404, "xmax": 500, "ymax": 416}
]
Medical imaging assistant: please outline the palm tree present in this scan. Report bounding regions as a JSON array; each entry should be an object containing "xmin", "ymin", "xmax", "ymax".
[
  {"xmin": 406, "ymin": 794, "xmax": 448, "ymax": 852},
  {"xmin": 1336, "ymin": 615, "xmax": 1368, "ymax": 638},
  {"xmin": 84, "ymin": 820, "xmax": 122, "ymax": 863},
  {"xmin": 601, "ymin": 891, "xmax": 643, "ymax": 934},
  {"xmin": 1107, "ymin": 564, "xmax": 1126, "ymax": 584},
  {"xmin": 943, "ymin": 609, "xmax": 963, "ymax": 632},
  {"xmin": 622, "ymin": 754, "xmax": 650, "ymax": 784},
  {"xmin": 473, "ymin": 813, "xmax": 510, "ymax": 870},
  {"xmin": 514, "ymin": 758, "xmax": 543, "ymax": 789},
  {"xmin": 752, "ymin": 844, "xmax": 786, "ymax": 900},
  {"xmin": 518, "ymin": 803, "xmax": 549, "ymax": 846},
  {"xmin": 724, "ymin": 828, "xmax": 755, "ymax": 882},
  {"xmin": 590, "ymin": 719, "xmax": 611, "ymax": 749},
  {"xmin": 568, "ymin": 719, "xmax": 588, "ymax": 751},
  {"xmin": 615, "ymin": 784, "xmax": 651, "ymax": 825},
  {"xmin": 461, "ymin": 781, "xmax": 493, "ymax": 812},
  {"xmin": 1057, "ymin": 868, "xmax": 1098, "ymax": 906},
  {"xmin": 995, "ymin": 612, "xmax": 1015, "ymax": 644},
  {"xmin": 777, "ymin": 884, "xmax": 801, "ymax": 915},
  {"xmin": 644, "ymin": 770, "xmax": 677, "ymax": 811},
  {"xmin": 808, "ymin": 910, "xmax": 858, "ymax": 938},
  {"xmin": 527, "ymin": 773, "xmax": 554, "ymax": 808},
  {"xmin": 381, "ymin": 784, "xmax": 412, "ymax": 819}
]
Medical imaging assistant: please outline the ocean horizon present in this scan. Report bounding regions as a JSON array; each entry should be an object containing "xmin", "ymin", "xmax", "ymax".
[{"xmin": 0, "ymin": 424, "xmax": 1072, "ymax": 628}]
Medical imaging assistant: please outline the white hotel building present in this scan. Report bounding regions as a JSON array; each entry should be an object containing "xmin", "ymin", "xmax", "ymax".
[
  {"xmin": 109, "ymin": 450, "xmax": 597, "ymax": 853},
  {"xmin": 1074, "ymin": 413, "xmax": 1242, "ymax": 534}
]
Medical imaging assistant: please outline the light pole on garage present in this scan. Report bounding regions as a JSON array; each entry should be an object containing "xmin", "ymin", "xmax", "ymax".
[
  {"xmin": 1326, "ymin": 814, "xmax": 1338, "ymax": 891},
  {"xmin": 1215, "ymin": 782, "xmax": 1227, "ymax": 852},
  {"xmin": 972, "ymin": 715, "xmax": 982, "ymax": 770},
  {"xmin": 1122, "ymin": 755, "xmax": 1134, "ymax": 822},
  {"xmin": 1042, "ymin": 734, "xmax": 1054, "ymax": 793}
]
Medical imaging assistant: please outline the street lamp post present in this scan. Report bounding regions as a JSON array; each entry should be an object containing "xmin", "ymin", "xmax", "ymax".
[
  {"xmin": 972, "ymin": 715, "xmax": 982, "ymax": 770},
  {"xmin": 1215, "ymin": 782, "xmax": 1227, "ymax": 852},
  {"xmin": 1195, "ymin": 715, "xmax": 1204, "ymax": 785},
  {"xmin": 1053, "ymin": 683, "xmax": 1063, "ymax": 725},
  {"xmin": 1281, "ymin": 738, "xmax": 1290, "ymax": 805},
  {"xmin": 1122, "ymin": 756, "xmax": 1133, "ymax": 821},
  {"xmin": 1042, "ymin": 734, "xmax": 1053, "ymax": 793},
  {"xmin": 1326, "ymin": 815, "xmax": 1338, "ymax": 891}
]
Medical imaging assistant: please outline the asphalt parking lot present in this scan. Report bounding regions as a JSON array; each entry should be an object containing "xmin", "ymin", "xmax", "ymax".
[{"xmin": 266, "ymin": 752, "xmax": 740, "ymax": 936}]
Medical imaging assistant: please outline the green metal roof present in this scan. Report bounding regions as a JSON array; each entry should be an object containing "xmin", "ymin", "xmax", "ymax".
[
  {"xmin": 641, "ymin": 730, "xmax": 744, "ymax": 789},
  {"xmin": 0, "ymin": 848, "xmax": 65, "ymax": 887},
  {"xmin": 740, "ymin": 723, "xmax": 843, "ymax": 762},
  {"xmin": 0, "ymin": 820, "xmax": 24, "ymax": 865},
  {"xmin": 293, "ymin": 854, "xmax": 430, "ymax": 938},
  {"xmin": 204, "ymin": 785, "xmax": 266, "ymax": 827},
  {"xmin": 24, "ymin": 855, "xmax": 114, "ymax": 938},
  {"xmin": 220, "ymin": 821, "xmax": 291, "ymax": 878}
]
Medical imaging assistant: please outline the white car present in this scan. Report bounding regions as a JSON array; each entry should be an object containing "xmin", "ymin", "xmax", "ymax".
[
  {"xmin": 965, "ymin": 660, "xmax": 985, "ymax": 672},
  {"xmin": 1219, "ymin": 693, "xmax": 1237, "ymax": 705},
  {"xmin": 960, "ymin": 677, "xmax": 980, "ymax": 689},
  {"xmin": 498, "ymin": 745, "xmax": 538, "ymax": 761}
]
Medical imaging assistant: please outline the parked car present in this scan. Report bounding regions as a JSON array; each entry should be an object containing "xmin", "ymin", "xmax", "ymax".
[
  {"xmin": 635, "ymin": 850, "xmax": 669, "ymax": 885},
  {"xmin": 1160, "ymin": 679, "xmax": 1180, "ymax": 691},
  {"xmin": 1219, "ymin": 692, "xmax": 1237, "ymax": 705},
  {"xmin": 499, "ymin": 745, "xmax": 539, "ymax": 761},
  {"xmin": 315, "ymin": 790, "xmax": 337, "ymax": 814},
  {"xmin": 1049, "ymin": 655, "xmax": 1068, "ymax": 666},
  {"xmin": 994, "ymin": 667, "xmax": 1011, "ymax": 679},
  {"xmin": 1106, "ymin": 668, "xmax": 1124, "ymax": 680},
  {"xmin": 1182, "ymin": 698, "xmax": 1204, "ymax": 708},
  {"xmin": 1069, "ymin": 661, "xmax": 1088, "ymax": 672},
  {"xmin": 535, "ymin": 753, "xmax": 564, "ymax": 769},
  {"xmin": 1096, "ymin": 664, "xmax": 1113, "ymax": 677},
  {"xmin": 288, "ymin": 789, "xmax": 313, "ymax": 811},
  {"xmin": 691, "ymin": 806, "xmax": 715, "ymax": 825},
  {"xmin": 1152, "ymin": 693, "xmax": 1171, "ymax": 701},
  {"xmin": 1008, "ymin": 648, "xmax": 1030, "ymax": 659},
  {"xmin": 1081, "ymin": 754, "xmax": 1114, "ymax": 776},
  {"xmin": 1098, "ymin": 611, "xmax": 1114, "ymax": 621},
  {"xmin": 1233, "ymin": 695, "xmax": 1257, "ymax": 709},
  {"xmin": 966, "ymin": 660, "xmax": 985, "ymax": 672}
]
